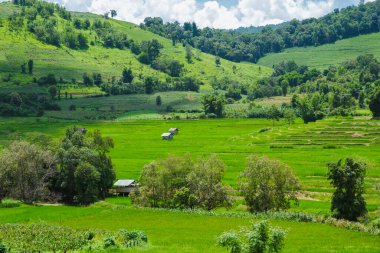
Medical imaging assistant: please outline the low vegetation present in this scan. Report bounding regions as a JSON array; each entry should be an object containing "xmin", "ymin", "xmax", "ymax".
[
  {"xmin": 0, "ymin": 223, "xmax": 147, "ymax": 252},
  {"xmin": 218, "ymin": 220, "xmax": 286, "ymax": 253}
]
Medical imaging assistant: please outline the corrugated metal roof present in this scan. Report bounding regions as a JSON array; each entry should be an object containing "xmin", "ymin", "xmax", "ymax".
[
  {"xmin": 114, "ymin": 180, "xmax": 135, "ymax": 187},
  {"xmin": 161, "ymin": 133, "xmax": 172, "ymax": 137}
]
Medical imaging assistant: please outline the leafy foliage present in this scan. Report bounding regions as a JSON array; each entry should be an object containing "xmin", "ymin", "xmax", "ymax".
[
  {"xmin": 328, "ymin": 158, "xmax": 367, "ymax": 221},
  {"xmin": 239, "ymin": 155, "xmax": 299, "ymax": 212},
  {"xmin": 142, "ymin": 1, "xmax": 380, "ymax": 63},
  {"xmin": 218, "ymin": 220, "xmax": 286, "ymax": 253},
  {"xmin": 131, "ymin": 154, "xmax": 230, "ymax": 210}
]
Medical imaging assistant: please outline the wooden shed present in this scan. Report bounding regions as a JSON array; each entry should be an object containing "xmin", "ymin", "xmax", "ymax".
[
  {"xmin": 161, "ymin": 133, "xmax": 173, "ymax": 140},
  {"xmin": 113, "ymin": 180, "xmax": 136, "ymax": 196},
  {"xmin": 169, "ymin": 128, "xmax": 179, "ymax": 135}
]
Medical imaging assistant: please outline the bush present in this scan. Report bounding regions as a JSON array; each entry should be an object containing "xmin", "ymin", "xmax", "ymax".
[
  {"xmin": 103, "ymin": 237, "xmax": 116, "ymax": 248},
  {"xmin": 0, "ymin": 242, "xmax": 6, "ymax": 253},
  {"xmin": 0, "ymin": 199, "xmax": 21, "ymax": 208},
  {"xmin": 117, "ymin": 230, "xmax": 148, "ymax": 248},
  {"xmin": 218, "ymin": 220, "xmax": 286, "ymax": 253},
  {"xmin": 69, "ymin": 104, "xmax": 77, "ymax": 111}
]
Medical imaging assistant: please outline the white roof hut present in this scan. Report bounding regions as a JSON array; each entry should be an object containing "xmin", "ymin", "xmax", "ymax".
[
  {"xmin": 161, "ymin": 133, "xmax": 173, "ymax": 140},
  {"xmin": 169, "ymin": 128, "xmax": 179, "ymax": 135},
  {"xmin": 113, "ymin": 180, "xmax": 136, "ymax": 196}
]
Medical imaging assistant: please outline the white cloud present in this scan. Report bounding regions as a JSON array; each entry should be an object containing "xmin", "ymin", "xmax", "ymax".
[{"xmin": 0, "ymin": 0, "xmax": 374, "ymax": 28}]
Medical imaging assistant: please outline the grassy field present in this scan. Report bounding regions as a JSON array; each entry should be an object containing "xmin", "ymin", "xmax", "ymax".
[
  {"xmin": 0, "ymin": 117, "xmax": 379, "ymax": 217},
  {"xmin": 0, "ymin": 2, "xmax": 272, "ymax": 90},
  {"xmin": 258, "ymin": 32, "xmax": 380, "ymax": 69},
  {"xmin": 0, "ymin": 199, "xmax": 379, "ymax": 253},
  {"xmin": 44, "ymin": 91, "xmax": 204, "ymax": 120}
]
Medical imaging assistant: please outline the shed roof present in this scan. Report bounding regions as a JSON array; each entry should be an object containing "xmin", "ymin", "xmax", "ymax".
[
  {"xmin": 114, "ymin": 180, "xmax": 135, "ymax": 187},
  {"xmin": 161, "ymin": 133, "xmax": 173, "ymax": 137}
]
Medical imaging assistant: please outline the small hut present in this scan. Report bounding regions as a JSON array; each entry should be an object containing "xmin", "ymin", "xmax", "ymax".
[
  {"xmin": 77, "ymin": 128, "xmax": 87, "ymax": 134},
  {"xmin": 161, "ymin": 133, "xmax": 173, "ymax": 140},
  {"xmin": 169, "ymin": 128, "xmax": 179, "ymax": 135},
  {"xmin": 113, "ymin": 180, "xmax": 136, "ymax": 196}
]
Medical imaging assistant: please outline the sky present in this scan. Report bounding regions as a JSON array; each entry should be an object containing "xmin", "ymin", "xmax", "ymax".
[{"xmin": 0, "ymin": 0, "xmax": 374, "ymax": 29}]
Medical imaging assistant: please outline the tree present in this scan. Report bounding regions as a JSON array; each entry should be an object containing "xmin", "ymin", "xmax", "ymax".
[
  {"xmin": 283, "ymin": 109, "xmax": 296, "ymax": 125},
  {"xmin": 20, "ymin": 63, "xmax": 26, "ymax": 74},
  {"xmin": 28, "ymin": 59, "xmax": 33, "ymax": 75},
  {"xmin": 48, "ymin": 85, "xmax": 58, "ymax": 99},
  {"xmin": 185, "ymin": 45, "xmax": 193, "ymax": 63},
  {"xmin": 187, "ymin": 155, "xmax": 230, "ymax": 210},
  {"xmin": 369, "ymin": 90, "xmax": 380, "ymax": 117},
  {"xmin": 0, "ymin": 141, "xmax": 56, "ymax": 204},
  {"xmin": 122, "ymin": 68, "xmax": 134, "ymax": 83},
  {"xmin": 156, "ymin": 95, "xmax": 162, "ymax": 106},
  {"xmin": 144, "ymin": 76, "xmax": 155, "ymax": 94},
  {"xmin": 77, "ymin": 33, "xmax": 88, "ymax": 49},
  {"xmin": 358, "ymin": 90, "xmax": 365, "ymax": 109},
  {"xmin": 74, "ymin": 162, "xmax": 100, "ymax": 205},
  {"xmin": 267, "ymin": 105, "xmax": 281, "ymax": 126},
  {"xmin": 218, "ymin": 220, "xmax": 286, "ymax": 253},
  {"xmin": 202, "ymin": 94, "xmax": 225, "ymax": 118},
  {"xmin": 297, "ymin": 93, "xmax": 326, "ymax": 123},
  {"xmin": 93, "ymin": 73, "xmax": 102, "ymax": 86},
  {"xmin": 56, "ymin": 127, "xmax": 115, "ymax": 205},
  {"xmin": 83, "ymin": 73, "xmax": 93, "ymax": 86},
  {"xmin": 215, "ymin": 56, "xmax": 221, "ymax": 67},
  {"xmin": 328, "ymin": 158, "xmax": 367, "ymax": 221},
  {"xmin": 281, "ymin": 80, "xmax": 288, "ymax": 96},
  {"xmin": 110, "ymin": 10, "xmax": 117, "ymax": 18},
  {"xmin": 239, "ymin": 155, "xmax": 299, "ymax": 212}
]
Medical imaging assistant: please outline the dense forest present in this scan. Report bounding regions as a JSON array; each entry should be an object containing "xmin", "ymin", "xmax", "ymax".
[{"xmin": 142, "ymin": 0, "xmax": 380, "ymax": 63}]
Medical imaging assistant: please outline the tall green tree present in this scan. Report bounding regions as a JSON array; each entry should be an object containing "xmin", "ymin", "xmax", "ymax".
[
  {"xmin": 202, "ymin": 94, "xmax": 225, "ymax": 118},
  {"xmin": 56, "ymin": 127, "xmax": 115, "ymax": 205},
  {"xmin": 369, "ymin": 90, "xmax": 380, "ymax": 117},
  {"xmin": 28, "ymin": 59, "xmax": 33, "ymax": 75},
  {"xmin": 122, "ymin": 68, "xmax": 134, "ymax": 83},
  {"xmin": 328, "ymin": 158, "xmax": 367, "ymax": 221}
]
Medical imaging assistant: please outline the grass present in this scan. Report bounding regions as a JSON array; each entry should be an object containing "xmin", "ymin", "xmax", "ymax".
[
  {"xmin": 45, "ymin": 91, "xmax": 204, "ymax": 120},
  {"xmin": 0, "ymin": 200, "xmax": 379, "ymax": 252},
  {"xmin": 0, "ymin": 117, "xmax": 379, "ymax": 217},
  {"xmin": 258, "ymin": 32, "xmax": 380, "ymax": 69}
]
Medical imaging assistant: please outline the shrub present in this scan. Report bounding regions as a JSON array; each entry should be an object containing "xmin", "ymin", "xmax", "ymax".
[
  {"xmin": 0, "ymin": 199, "xmax": 21, "ymax": 208},
  {"xmin": 69, "ymin": 104, "xmax": 77, "ymax": 111},
  {"xmin": 117, "ymin": 230, "xmax": 148, "ymax": 248},
  {"xmin": 218, "ymin": 220, "xmax": 286, "ymax": 253},
  {"xmin": 0, "ymin": 242, "xmax": 6, "ymax": 253},
  {"xmin": 103, "ymin": 237, "xmax": 116, "ymax": 248}
]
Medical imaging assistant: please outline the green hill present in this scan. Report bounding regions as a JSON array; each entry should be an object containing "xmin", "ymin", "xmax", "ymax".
[
  {"xmin": 0, "ymin": 2, "xmax": 270, "ymax": 89},
  {"xmin": 258, "ymin": 32, "xmax": 380, "ymax": 69}
]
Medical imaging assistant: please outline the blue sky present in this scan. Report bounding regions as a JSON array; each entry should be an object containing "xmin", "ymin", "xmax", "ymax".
[{"xmin": 0, "ymin": 0, "xmax": 371, "ymax": 28}]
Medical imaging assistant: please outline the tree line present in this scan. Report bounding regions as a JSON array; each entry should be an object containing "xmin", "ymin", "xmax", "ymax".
[
  {"xmin": 131, "ymin": 154, "xmax": 367, "ymax": 222},
  {"xmin": 207, "ymin": 55, "xmax": 380, "ymax": 121},
  {"xmin": 142, "ymin": 1, "xmax": 380, "ymax": 63},
  {"xmin": 0, "ymin": 128, "xmax": 116, "ymax": 205}
]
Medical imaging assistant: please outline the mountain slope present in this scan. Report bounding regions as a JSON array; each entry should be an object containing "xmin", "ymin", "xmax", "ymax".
[
  {"xmin": 0, "ymin": 2, "xmax": 271, "ymax": 90},
  {"xmin": 258, "ymin": 32, "xmax": 380, "ymax": 69}
]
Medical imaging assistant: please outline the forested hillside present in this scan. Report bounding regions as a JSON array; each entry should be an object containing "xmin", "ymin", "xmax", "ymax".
[
  {"xmin": 142, "ymin": 0, "xmax": 380, "ymax": 63},
  {"xmin": 258, "ymin": 32, "xmax": 380, "ymax": 69},
  {"xmin": 0, "ymin": 1, "xmax": 269, "ymax": 90}
]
